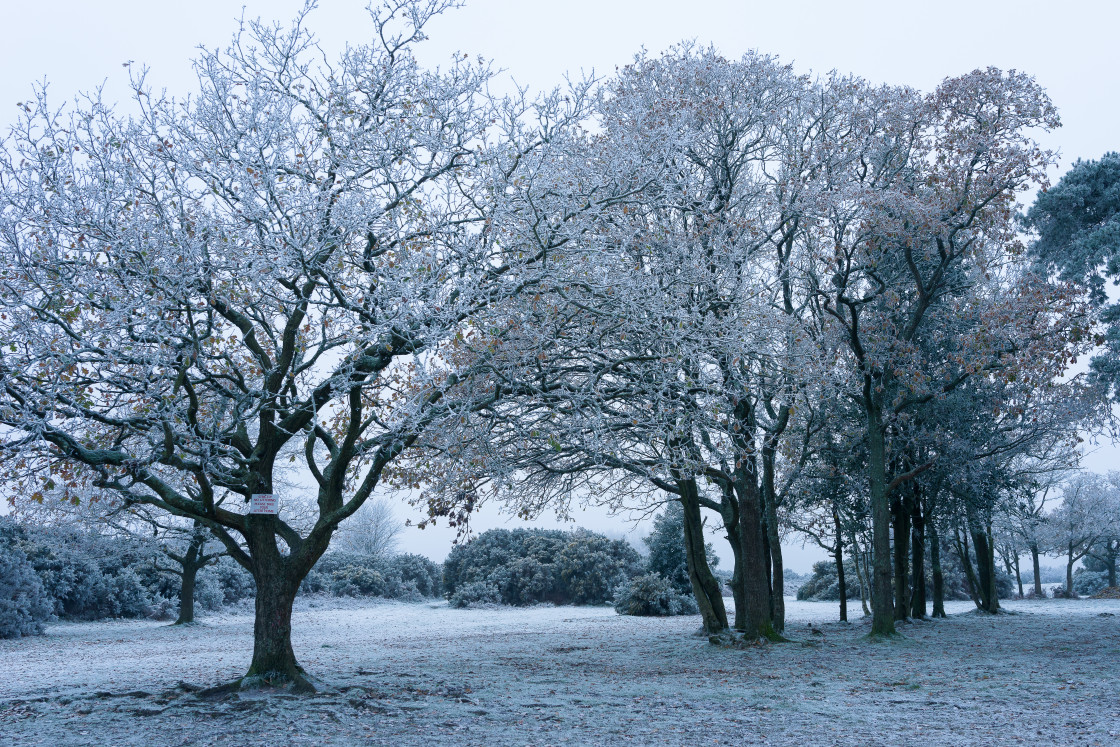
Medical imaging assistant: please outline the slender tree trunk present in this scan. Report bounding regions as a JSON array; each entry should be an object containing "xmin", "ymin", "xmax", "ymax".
[
  {"xmin": 764, "ymin": 514, "xmax": 786, "ymax": 633},
  {"xmin": 732, "ymin": 469, "xmax": 777, "ymax": 639},
  {"xmin": 761, "ymin": 442, "xmax": 786, "ymax": 633},
  {"xmin": 833, "ymin": 507, "xmax": 847, "ymax": 623},
  {"xmin": 761, "ymin": 525, "xmax": 774, "ymax": 619},
  {"xmin": 172, "ymin": 522, "xmax": 212, "ymax": 625},
  {"xmin": 679, "ymin": 479, "xmax": 729, "ymax": 634},
  {"xmin": 955, "ymin": 529, "xmax": 982, "ymax": 608},
  {"xmin": 971, "ymin": 527, "xmax": 999, "ymax": 613},
  {"xmin": 866, "ymin": 411, "xmax": 896, "ymax": 636},
  {"xmin": 850, "ymin": 532, "xmax": 871, "ymax": 616},
  {"xmin": 718, "ymin": 491, "xmax": 748, "ymax": 633},
  {"xmin": 1065, "ymin": 547, "xmax": 1076, "ymax": 599},
  {"xmin": 1108, "ymin": 544, "xmax": 1118, "ymax": 588},
  {"xmin": 1031, "ymin": 543, "xmax": 1043, "ymax": 597},
  {"xmin": 910, "ymin": 497, "xmax": 926, "ymax": 619},
  {"xmin": 929, "ymin": 522, "xmax": 946, "ymax": 618},
  {"xmin": 1013, "ymin": 556, "xmax": 1023, "ymax": 599},
  {"xmin": 892, "ymin": 494, "xmax": 910, "ymax": 621},
  {"xmin": 1106, "ymin": 544, "xmax": 1115, "ymax": 591}
]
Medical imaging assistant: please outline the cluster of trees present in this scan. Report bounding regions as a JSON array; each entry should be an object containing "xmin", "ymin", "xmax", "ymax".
[
  {"xmin": 997, "ymin": 471, "xmax": 1120, "ymax": 598},
  {"xmin": 0, "ymin": 0, "xmax": 1114, "ymax": 687},
  {"xmin": 796, "ymin": 467, "xmax": 1120, "ymax": 612}
]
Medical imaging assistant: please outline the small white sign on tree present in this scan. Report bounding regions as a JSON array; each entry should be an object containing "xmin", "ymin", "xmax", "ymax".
[{"xmin": 249, "ymin": 494, "xmax": 279, "ymax": 515}]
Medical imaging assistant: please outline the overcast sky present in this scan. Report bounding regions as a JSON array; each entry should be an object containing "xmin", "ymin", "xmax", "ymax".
[{"xmin": 3, "ymin": 0, "xmax": 1117, "ymax": 566}]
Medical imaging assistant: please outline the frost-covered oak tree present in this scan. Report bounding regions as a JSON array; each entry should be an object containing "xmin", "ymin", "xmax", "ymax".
[{"xmin": 0, "ymin": 1, "xmax": 597, "ymax": 691}]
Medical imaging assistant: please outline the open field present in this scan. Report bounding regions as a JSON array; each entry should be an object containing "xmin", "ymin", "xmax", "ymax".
[{"xmin": 2, "ymin": 597, "xmax": 1119, "ymax": 746}]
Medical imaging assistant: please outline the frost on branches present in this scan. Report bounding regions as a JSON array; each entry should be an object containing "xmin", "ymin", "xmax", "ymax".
[
  {"xmin": 403, "ymin": 52, "xmax": 1103, "ymax": 641},
  {"xmin": 0, "ymin": 0, "xmax": 604, "ymax": 691}
]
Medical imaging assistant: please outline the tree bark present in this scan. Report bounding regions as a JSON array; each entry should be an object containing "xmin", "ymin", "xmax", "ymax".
[
  {"xmin": 171, "ymin": 522, "xmax": 214, "ymax": 626},
  {"xmin": 238, "ymin": 512, "xmax": 318, "ymax": 692},
  {"xmin": 866, "ymin": 412, "xmax": 896, "ymax": 636},
  {"xmin": 892, "ymin": 493, "xmax": 910, "ymax": 621},
  {"xmin": 1108, "ymin": 543, "xmax": 1118, "ymax": 588},
  {"xmin": 1065, "ymin": 547, "xmax": 1076, "ymax": 599},
  {"xmin": 732, "ymin": 469, "xmax": 778, "ymax": 639},
  {"xmin": 1013, "ymin": 555, "xmax": 1023, "ymax": 599},
  {"xmin": 717, "ymin": 489, "xmax": 748, "ymax": 633},
  {"xmin": 248, "ymin": 568, "xmax": 303, "ymax": 685},
  {"xmin": 761, "ymin": 436, "xmax": 786, "ymax": 633},
  {"xmin": 833, "ymin": 507, "xmax": 847, "ymax": 623},
  {"xmin": 764, "ymin": 513, "xmax": 786, "ymax": 633},
  {"xmin": 850, "ymin": 531, "xmax": 871, "ymax": 616},
  {"xmin": 971, "ymin": 527, "xmax": 999, "ymax": 613},
  {"xmin": 679, "ymin": 478, "xmax": 729, "ymax": 635},
  {"xmin": 929, "ymin": 522, "xmax": 946, "ymax": 618},
  {"xmin": 909, "ymin": 495, "xmax": 926, "ymax": 618},
  {"xmin": 1031, "ymin": 543, "xmax": 1043, "ymax": 597},
  {"xmin": 175, "ymin": 557, "xmax": 199, "ymax": 626},
  {"xmin": 955, "ymin": 528, "xmax": 982, "ymax": 608}
]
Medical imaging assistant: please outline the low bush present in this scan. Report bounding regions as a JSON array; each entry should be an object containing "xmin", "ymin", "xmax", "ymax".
[
  {"xmin": 1073, "ymin": 569, "xmax": 1109, "ymax": 597},
  {"xmin": 301, "ymin": 550, "xmax": 442, "ymax": 601},
  {"xmin": 201, "ymin": 556, "xmax": 256, "ymax": 606},
  {"xmin": 1051, "ymin": 584, "xmax": 1077, "ymax": 599},
  {"xmin": 614, "ymin": 573, "xmax": 699, "ymax": 617},
  {"xmin": 0, "ymin": 532, "xmax": 54, "ymax": 638},
  {"xmin": 796, "ymin": 560, "xmax": 861, "ymax": 601},
  {"xmin": 443, "ymin": 528, "xmax": 643, "ymax": 607},
  {"xmin": 330, "ymin": 566, "xmax": 387, "ymax": 597},
  {"xmin": 449, "ymin": 581, "xmax": 501, "ymax": 609},
  {"xmin": 386, "ymin": 553, "xmax": 442, "ymax": 598}
]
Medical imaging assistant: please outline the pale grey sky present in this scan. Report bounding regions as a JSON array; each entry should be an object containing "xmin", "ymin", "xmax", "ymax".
[{"xmin": 3, "ymin": 0, "xmax": 1117, "ymax": 567}]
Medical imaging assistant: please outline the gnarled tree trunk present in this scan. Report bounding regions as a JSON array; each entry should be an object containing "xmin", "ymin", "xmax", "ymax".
[{"xmin": 678, "ymin": 479, "xmax": 729, "ymax": 635}]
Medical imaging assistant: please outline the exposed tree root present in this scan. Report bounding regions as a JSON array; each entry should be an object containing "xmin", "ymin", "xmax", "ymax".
[{"xmin": 196, "ymin": 670, "xmax": 325, "ymax": 699}]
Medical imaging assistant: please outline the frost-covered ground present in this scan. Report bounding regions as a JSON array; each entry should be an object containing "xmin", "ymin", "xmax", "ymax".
[{"xmin": 2, "ymin": 596, "xmax": 1119, "ymax": 746}]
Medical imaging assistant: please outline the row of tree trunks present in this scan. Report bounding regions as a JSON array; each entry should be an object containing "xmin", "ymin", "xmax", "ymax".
[
  {"xmin": 955, "ymin": 529, "xmax": 982, "ymax": 607},
  {"xmin": 953, "ymin": 523, "xmax": 1001, "ymax": 614}
]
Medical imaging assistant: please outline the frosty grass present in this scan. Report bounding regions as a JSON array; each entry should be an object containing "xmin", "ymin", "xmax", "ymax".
[{"xmin": 2, "ymin": 596, "xmax": 1118, "ymax": 745}]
